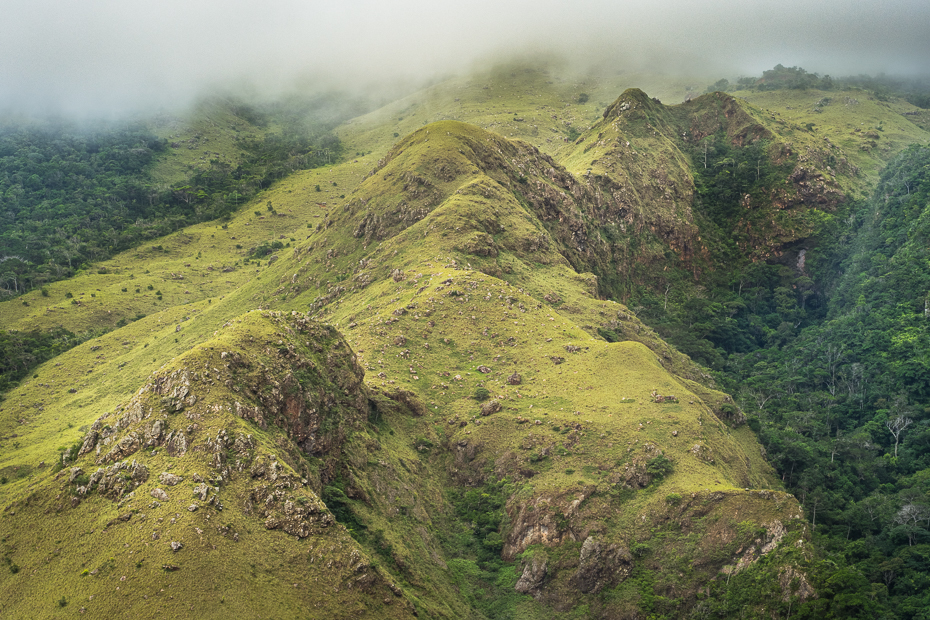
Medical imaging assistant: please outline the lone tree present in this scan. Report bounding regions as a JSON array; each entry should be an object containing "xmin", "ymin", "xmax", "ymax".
[{"xmin": 886, "ymin": 415, "xmax": 913, "ymax": 458}]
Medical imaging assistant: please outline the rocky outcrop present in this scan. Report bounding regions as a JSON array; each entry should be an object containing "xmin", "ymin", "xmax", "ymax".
[
  {"xmin": 502, "ymin": 494, "xmax": 575, "ymax": 560},
  {"xmin": 515, "ymin": 551, "xmax": 548, "ymax": 595},
  {"xmin": 249, "ymin": 457, "xmax": 334, "ymax": 538},
  {"xmin": 68, "ymin": 459, "xmax": 149, "ymax": 499},
  {"xmin": 572, "ymin": 536, "xmax": 633, "ymax": 594}
]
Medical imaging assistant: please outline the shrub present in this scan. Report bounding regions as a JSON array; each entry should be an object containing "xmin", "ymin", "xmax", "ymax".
[
  {"xmin": 646, "ymin": 455, "xmax": 674, "ymax": 480},
  {"xmin": 473, "ymin": 387, "xmax": 490, "ymax": 401}
]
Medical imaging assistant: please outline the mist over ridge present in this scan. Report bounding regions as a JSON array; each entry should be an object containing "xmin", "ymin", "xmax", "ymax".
[{"xmin": 1, "ymin": 0, "xmax": 928, "ymax": 117}]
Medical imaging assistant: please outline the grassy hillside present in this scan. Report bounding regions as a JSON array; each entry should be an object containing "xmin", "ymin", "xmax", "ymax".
[
  {"xmin": 3, "ymin": 64, "xmax": 929, "ymax": 618},
  {"xmin": 1, "ymin": 115, "xmax": 806, "ymax": 618}
]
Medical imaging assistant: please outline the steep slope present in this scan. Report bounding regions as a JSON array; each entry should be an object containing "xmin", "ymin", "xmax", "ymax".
[
  {"xmin": 232, "ymin": 120, "xmax": 810, "ymax": 614},
  {"xmin": 0, "ymin": 310, "xmax": 434, "ymax": 619},
  {"xmin": 1, "ymin": 119, "xmax": 811, "ymax": 618}
]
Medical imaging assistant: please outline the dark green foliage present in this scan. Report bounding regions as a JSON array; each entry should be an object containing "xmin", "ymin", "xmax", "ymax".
[
  {"xmin": 0, "ymin": 97, "xmax": 358, "ymax": 296},
  {"xmin": 0, "ymin": 327, "xmax": 95, "ymax": 396},
  {"xmin": 321, "ymin": 480, "xmax": 363, "ymax": 535},
  {"xmin": 248, "ymin": 239, "xmax": 285, "ymax": 259},
  {"xmin": 737, "ymin": 65, "xmax": 930, "ymax": 107},
  {"xmin": 413, "ymin": 435, "xmax": 434, "ymax": 452},
  {"xmin": 444, "ymin": 477, "xmax": 529, "ymax": 618},
  {"xmin": 646, "ymin": 455, "xmax": 674, "ymax": 480},
  {"xmin": 448, "ymin": 477, "xmax": 511, "ymax": 559},
  {"xmin": 636, "ymin": 134, "xmax": 805, "ymax": 365},
  {"xmin": 738, "ymin": 64, "xmax": 834, "ymax": 91},
  {"xmin": 473, "ymin": 386, "xmax": 490, "ymax": 401},
  {"xmin": 712, "ymin": 145, "xmax": 930, "ymax": 617},
  {"xmin": 704, "ymin": 78, "xmax": 730, "ymax": 93}
]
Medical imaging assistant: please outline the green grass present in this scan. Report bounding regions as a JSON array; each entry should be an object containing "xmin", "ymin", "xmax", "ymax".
[{"xmin": 6, "ymin": 63, "xmax": 919, "ymax": 617}]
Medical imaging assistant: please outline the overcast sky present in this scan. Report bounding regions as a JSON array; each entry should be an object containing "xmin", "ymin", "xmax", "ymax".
[{"xmin": 1, "ymin": 0, "xmax": 928, "ymax": 116}]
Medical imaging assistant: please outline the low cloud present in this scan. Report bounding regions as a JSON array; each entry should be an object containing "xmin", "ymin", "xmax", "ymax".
[{"xmin": 1, "ymin": 0, "xmax": 927, "ymax": 116}]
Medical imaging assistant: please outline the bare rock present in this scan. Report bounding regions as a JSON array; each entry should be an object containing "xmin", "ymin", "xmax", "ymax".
[
  {"xmin": 158, "ymin": 472, "xmax": 183, "ymax": 486},
  {"xmin": 573, "ymin": 536, "xmax": 633, "ymax": 594},
  {"xmin": 507, "ymin": 373, "xmax": 522, "ymax": 385},
  {"xmin": 480, "ymin": 400, "xmax": 502, "ymax": 416},
  {"xmin": 193, "ymin": 482, "xmax": 210, "ymax": 501},
  {"xmin": 170, "ymin": 541, "xmax": 183, "ymax": 552},
  {"xmin": 151, "ymin": 488, "xmax": 169, "ymax": 502},
  {"xmin": 476, "ymin": 365, "xmax": 491, "ymax": 374},
  {"xmin": 515, "ymin": 552, "xmax": 548, "ymax": 595}
]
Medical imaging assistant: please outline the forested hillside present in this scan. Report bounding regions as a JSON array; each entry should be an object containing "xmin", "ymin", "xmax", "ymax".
[
  {"xmin": 0, "ymin": 98, "xmax": 350, "ymax": 297},
  {"xmin": 713, "ymin": 146, "xmax": 930, "ymax": 617}
]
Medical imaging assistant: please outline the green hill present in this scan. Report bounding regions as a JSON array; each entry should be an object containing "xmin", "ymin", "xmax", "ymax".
[{"xmin": 2, "ymin": 63, "xmax": 930, "ymax": 618}]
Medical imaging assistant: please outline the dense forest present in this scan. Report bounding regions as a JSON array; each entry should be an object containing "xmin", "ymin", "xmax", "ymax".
[{"xmin": 642, "ymin": 144, "xmax": 930, "ymax": 618}]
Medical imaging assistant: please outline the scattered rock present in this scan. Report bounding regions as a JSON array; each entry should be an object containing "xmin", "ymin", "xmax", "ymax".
[
  {"xmin": 151, "ymin": 488, "xmax": 170, "ymax": 502},
  {"xmin": 170, "ymin": 541, "xmax": 183, "ymax": 552},
  {"xmin": 507, "ymin": 373, "xmax": 522, "ymax": 385},
  {"xmin": 476, "ymin": 365, "xmax": 491, "ymax": 374}
]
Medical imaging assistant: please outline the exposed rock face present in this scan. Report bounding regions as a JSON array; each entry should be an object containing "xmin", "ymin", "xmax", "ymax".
[
  {"xmin": 573, "ymin": 536, "xmax": 633, "ymax": 594},
  {"xmin": 515, "ymin": 551, "xmax": 548, "ymax": 595},
  {"xmin": 502, "ymin": 495, "xmax": 574, "ymax": 560},
  {"xmin": 70, "ymin": 460, "xmax": 149, "ymax": 499},
  {"xmin": 249, "ymin": 457, "xmax": 333, "ymax": 538},
  {"xmin": 77, "ymin": 311, "xmax": 370, "ymax": 470}
]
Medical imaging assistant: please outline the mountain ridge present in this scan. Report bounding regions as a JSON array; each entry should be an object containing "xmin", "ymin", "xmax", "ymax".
[{"xmin": 3, "ymin": 68, "xmax": 930, "ymax": 617}]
